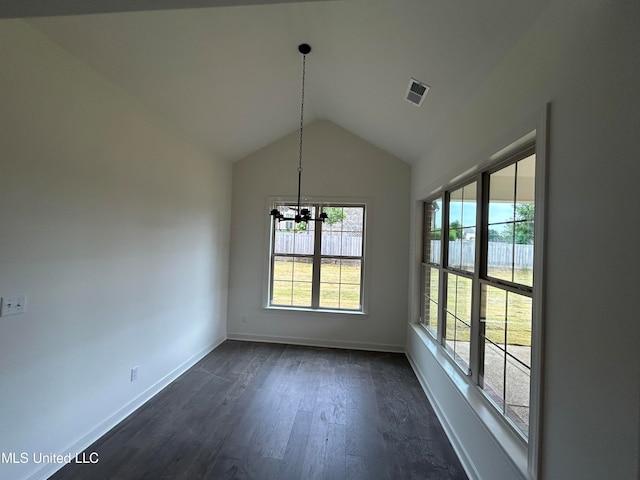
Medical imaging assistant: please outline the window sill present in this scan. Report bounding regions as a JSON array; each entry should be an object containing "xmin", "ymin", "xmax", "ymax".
[{"xmin": 262, "ymin": 306, "xmax": 368, "ymax": 318}]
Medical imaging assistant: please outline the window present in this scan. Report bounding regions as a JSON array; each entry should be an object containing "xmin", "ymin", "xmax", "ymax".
[
  {"xmin": 421, "ymin": 197, "xmax": 442, "ymax": 336},
  {"xmin": 444, "ymin": 181, "xmax": 477, "ymax": 372},
  {"xmin": 480, "ymin": 153, "xmax": 535, "ymax": 434},
  {"xmin": 419, "ymin": 145, "xmax": 539, "ymax": 440},
  {"xmin": 269, "ymin": 203, "xmax": 365, "ymax": 312}
]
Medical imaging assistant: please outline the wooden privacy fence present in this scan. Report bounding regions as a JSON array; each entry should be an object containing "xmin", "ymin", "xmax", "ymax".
[
  {"xmin": 274, "ymin": 234, "xmax": 363, "ymax": 257},
  {"xmin": 430, "ymin": 240, "xmax": 533, "ymax": 268},
  {"xmin": 275, "ymin": 236, "xmax": 533, "ymax": 268}
]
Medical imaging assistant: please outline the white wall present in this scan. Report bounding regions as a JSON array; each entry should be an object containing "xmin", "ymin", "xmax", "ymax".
[
  {"xmin": 407, "ymin": 1, "xmax": 640, "ymax": 479},
  {"xmin": 0, "ymin": 21, "xmax": 231, "ymax": 480},
  {"xmin": 227, "ymin": 120, "xmax": 410, "ymax": 351}
]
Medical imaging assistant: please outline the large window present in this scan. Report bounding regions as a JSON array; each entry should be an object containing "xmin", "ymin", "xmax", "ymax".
[
  {"xmin": 421, "ymin": 197, "xmax": 442, "ymax": 337},
  {"xmin": 420, "ymin": 145, "xmax": 539, "ymax": 440},
  {"xmin": 269, "ymin": 203, "xmax": 365, "ymax": 312}
]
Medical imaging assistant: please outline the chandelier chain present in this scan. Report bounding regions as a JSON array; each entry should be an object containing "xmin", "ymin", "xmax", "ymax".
[{"xmin": 298, "ymin": 54, "xmax": 306, "ymax": 174}]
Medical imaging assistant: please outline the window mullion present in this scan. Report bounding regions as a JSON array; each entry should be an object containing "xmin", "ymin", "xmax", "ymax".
[
  {"xmin": 470, "ymin": 172, "xmax": 488, "ymax": 385},
  {"xmin": 439, "ymin": 192, "xmax": 451, "ymax": 343},
  {"xmin": 311, "ymin": 204, "xmax": 323, "ymax": 308}
]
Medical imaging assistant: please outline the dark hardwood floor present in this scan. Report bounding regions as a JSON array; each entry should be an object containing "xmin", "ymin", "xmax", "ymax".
[{"xmin": 50, "ymin": 341, "xmax": 467, "ymax": 480}]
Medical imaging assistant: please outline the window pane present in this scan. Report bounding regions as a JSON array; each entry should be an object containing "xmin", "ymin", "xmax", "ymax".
[
  {"xmin": 488, "ymin": 223, "xmax": 514, "ymax": 282},
  {"xmin": 273, "ymin": 205, "xmax": 315, "ymax": 255},
  {"xmin": 293, "ymin": 221, "xmax": 314, "ymax": 255},
  {"xmin": 273, "ymin": 256, "xmax": 293, "ymax": 281},
  {"xmin": 422, "ymin": 265, "xmax": 439, "ymax": 335},
  {"xmin": 340, "ymin": 284, "xmax": 361, "ymax": 310},
  {"xmin": 293, "ymin": 258, "xmax": 312, "ymax": 282},
  {"xmin": 429, "ymin": 266, "xmax": 439, "ymax": 300},
  {"xmin": 341, "ymin": 235, "xmax": 362, "ymax": 257},
  {"xmin": 342, "ymin": 207, "xmax": 364, "ymax": 232},
  {"xmin": 446, "ymin": 274, "xmax": 472, "ymax": 320},
  {"xmin": 505, "ymin": 354, "xmax": 531, "ymax": 434},
  {"xmin": 481, "ymin": 285, "xmax": 532, "ymax": 438},
  {"xmin": 482, "ymin": 285, "xmax": 506, "ymax": 346},
  {"xmin": 516, "ymin": 154, "xmax": 536, "ymax": 205},
  {"xmin": 431, "ymin": 198, "xmax": 442, "ymax": 232},
  {"xmin": 489, "ymin": 163, "xmax": 516, "ymax": 224},
  {"xmin": 320, "ymin": 259, "xmax": 340, "ymax": 284},
  {"xmin": 322, "ymin": 206, "xmax": 345, "ymax": 234},
  {"xmin": 272, "ymin": 256, "xmax": 312, "ymax": 307},
  {"xmin": 272, "ymin": 281, "xmax": 293, "ymax": 306},
  {"xmin": 321, "ymin": 206, "xmax": 364, "ymax": 256},
  {"xmin": 288, "ymin": 258, "xmax": 313, "ymax": 307},
  {"xmin": 430, "ymin": 234, "xmax": 441, "ymax": 264},
  {"xmin": 449, "ymin": 189, "xmax": 463, "ymax": 269},
  {"xmin": 481, "ymin": 341, "xmax": 505, "ymax": 409},
  {"xmin": 445, "ymin": 274, "xmax": 472, "ymax": 371},
  {"xmin": 448, "ymin": 229, "xmax": 463, "ymax": 269},
  {"xmin": 426, "ymin": 198, "xmax": 442, "ymax": 265},
  {"xmin": 445, "ymin": 313, "xmax": 471, "ymax": 370},
  {"xmin": 506, "ymin": 293, "xmax": 532, "ymax": 367},
  {"xmin": 461, "ymin": 182, "xmax": 477, "ymax": 272},
  {"xmin": 462, "ymin": 182, "xmax": 477, "ymax": 229},
  {"xmin": 319, "ymin": 259, "xmax": 361, "ymax": 310},
  {"xmin": 449, "ymin": 188, "xmax": 463, "ymax": 226},
  {"xmin": 488, "ymin": 157, "xmax": 535, "ymax": 288},
  {"xmin": 319, "ymin": 283, "xmax": 339, "ymax": 309},
  {"xmin": 426, "ymin": 299, "xmax": 438, "ymax": 335},
  {"xmin": 291, "ymin": 281, "xmax": 312, "ymax": 307},
  {"xmin": 340, "ymin": 258, "xmax": 361, "ymax": 285},
  {"xmin": 449, "ymin": 183, "xmax": 476, "ymax": 272}
]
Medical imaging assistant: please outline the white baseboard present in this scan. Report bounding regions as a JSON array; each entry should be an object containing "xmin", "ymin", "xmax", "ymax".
[
  {"xmin": 405, "ymin": 349, "xmax": 480, "ymax": 480},
  {"xmin": 227, "ymin": 331, "xmax": 404, "ymax": 353},
  {"xmin": 30, "ymin": 336, "xmax": 226, "ymax": 480}
]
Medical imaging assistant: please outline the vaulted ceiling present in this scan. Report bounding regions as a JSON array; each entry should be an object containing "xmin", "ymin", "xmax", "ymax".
[{"xmin": 11, "ymin": 0, "xmax": 553, "ymax": 163}]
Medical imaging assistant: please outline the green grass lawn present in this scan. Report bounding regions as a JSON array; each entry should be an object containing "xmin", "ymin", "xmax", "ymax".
[
  {"xmin": 273, "ymin": 260, "xmax": 531, "ymax": 345},
  {"xmin": 443, "ymin": 268, "xmax": 532, "ymax": 346},
  {"xmin": 272, "ymin": 260, "xmax": 361, "ymax": 309}
]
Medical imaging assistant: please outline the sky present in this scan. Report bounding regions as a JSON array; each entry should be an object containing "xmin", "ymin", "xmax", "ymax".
[{"xmin": 433, "ymin": 201, "xmax": 519, "ymax": 229}]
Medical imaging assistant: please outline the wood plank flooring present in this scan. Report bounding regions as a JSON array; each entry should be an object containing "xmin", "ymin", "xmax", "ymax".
[{"xmin": 50, "ymin": 341, "xmax": 467, "ymax": 480}]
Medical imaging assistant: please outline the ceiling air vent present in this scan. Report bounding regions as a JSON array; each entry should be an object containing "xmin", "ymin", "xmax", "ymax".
[{"xmin": 405, "ymin": 78, "xmax": 430, "ymax": 106}]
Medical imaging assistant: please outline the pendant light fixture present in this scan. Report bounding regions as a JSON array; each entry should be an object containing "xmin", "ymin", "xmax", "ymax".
[{"xmin": 270, "ymin": 44, "xmax": 328, "ymax": 225}]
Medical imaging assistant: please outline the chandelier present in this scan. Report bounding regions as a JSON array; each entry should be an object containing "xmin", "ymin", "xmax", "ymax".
[{"xmin": 270, "ymin": 44, "xmax": 328, "ymax": 225}]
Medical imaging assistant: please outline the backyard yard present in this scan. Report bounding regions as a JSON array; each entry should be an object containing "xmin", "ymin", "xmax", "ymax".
[{"xmin": 272, "ymin": 259, "xmax": 361, "ymax": 309}]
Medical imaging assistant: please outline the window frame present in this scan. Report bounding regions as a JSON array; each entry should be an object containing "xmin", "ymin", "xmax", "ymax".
[
  {"xmin": 267, "ymin": 200, "xmax": 367, "ymax": 313},
  {"xmin": 417, "ymin": 117, "xmax": 547, "ymax": 480}
]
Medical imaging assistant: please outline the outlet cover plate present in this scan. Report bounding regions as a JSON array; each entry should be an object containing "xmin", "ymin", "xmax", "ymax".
[{"xmin": 1, "ymin": 295, "xmax": 26, "ymax": 316}]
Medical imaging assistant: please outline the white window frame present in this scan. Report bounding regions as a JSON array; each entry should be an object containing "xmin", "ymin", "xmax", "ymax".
[
  {"xmin": 417, "ymin": 105, "xmax": 548, "ymax": 479},
  {"xmin": 265, "ymin": 198, "xmax": 368, "ymax": 314}
]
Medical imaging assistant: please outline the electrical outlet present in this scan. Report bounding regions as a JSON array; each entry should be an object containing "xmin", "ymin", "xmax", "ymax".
[
  {"xmin": 241, "ymin": 315, "xmax": 248, "ymax": 324},
  {"xmin": 1, "ymin": 295, "xmax": 26, "ymax": 316},
  {"xmin": 130, "ymin": 366, "xmax": 138, "ymax": 382}
]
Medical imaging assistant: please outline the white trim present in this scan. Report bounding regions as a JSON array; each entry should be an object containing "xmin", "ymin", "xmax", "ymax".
[
  {"xmin": 528, "ymin": 102, "xmax": 550, "ymax": 479},
  {"xmin": 29, "ymin": 336, "xmax": 226, "ymax": 480},
  {"xmin": 262, "ymin": 305, "xmax": 368, "ymax": 318},
  {"xmin": 264, "ymin": 195, "xmax": 373, "ymax": 315},
  {"xmin": 227, "ymin": 331, "xmax": 404, "ymax": 353},
  {"xmin": 412, "ymin": 105, "xmax": 549, "ymax": 479}
]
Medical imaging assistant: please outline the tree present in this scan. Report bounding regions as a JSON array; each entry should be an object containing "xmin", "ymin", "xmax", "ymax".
[
  {"xmin": 294, "ymin": 207, "xmax": 346, "ymax": 232},
  {"xmin": 449, "ymin": 220, "xmax": 462, "ymax": 241},
  {"xmin": 488, "ymin": 228, "xmax": 504, "ymax": 242},
  {"xmin": 324, "ymin": 207, "xmax": 346, "ymax": 225},
  {"xmin": 501, "ymin": 203, "xmax": 535, "ymax": 244}
]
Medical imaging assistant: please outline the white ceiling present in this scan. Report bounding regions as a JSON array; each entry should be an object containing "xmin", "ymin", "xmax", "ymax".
[{"xmin": 22, "ymin": 0, "xmax": 553, "ymax": 163}]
